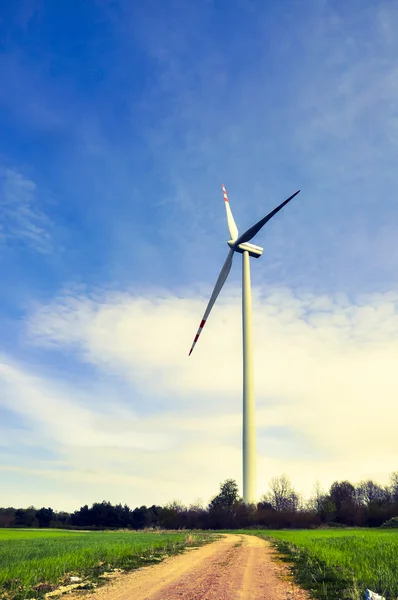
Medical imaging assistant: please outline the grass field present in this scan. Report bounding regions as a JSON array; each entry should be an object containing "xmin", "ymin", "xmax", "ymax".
[
  {"xmin": 2, "ymin": 528, "xmax": 398, "ymax": 600},
  {"xmin": 250, "ymin": 529, "xmax": 398, "ymax": 600},
  {"xmin": 0, "ymin": 529, "xmax": 211, "ymax": 599}
]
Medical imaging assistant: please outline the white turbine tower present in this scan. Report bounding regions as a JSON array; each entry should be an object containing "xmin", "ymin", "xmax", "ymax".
[{"xmin": 189, "ymin": 185, "xmax": 300, "ymax": 504}]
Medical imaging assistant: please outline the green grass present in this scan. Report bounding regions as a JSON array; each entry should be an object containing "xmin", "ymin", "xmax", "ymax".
[
  {"xmin": 0, "ymin": 529, "xmax": 212, "ymax": 600},
  {"xmin": 247, "ymin": 529, "xmax": 398, "ymax": 600}
]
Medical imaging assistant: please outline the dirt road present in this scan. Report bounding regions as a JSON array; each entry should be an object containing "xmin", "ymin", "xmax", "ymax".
[{"xmin": 70, "ymin": 534, "xmax": 310, "ymax": 600}]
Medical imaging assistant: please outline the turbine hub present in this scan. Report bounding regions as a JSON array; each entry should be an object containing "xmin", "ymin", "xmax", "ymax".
[{"xmin": 228, "ymin": 240, "xmax": 263, "ymax": 258}]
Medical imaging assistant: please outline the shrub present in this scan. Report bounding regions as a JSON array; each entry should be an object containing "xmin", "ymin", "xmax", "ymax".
[{"xmin": 380, "ymin": 516, "xmax": 398, "ymax": 528}]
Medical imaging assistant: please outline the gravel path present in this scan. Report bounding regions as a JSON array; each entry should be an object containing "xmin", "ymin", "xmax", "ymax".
[{"xmin": 68, "ymin": 534, "xmax": 311, "ymax": 600}]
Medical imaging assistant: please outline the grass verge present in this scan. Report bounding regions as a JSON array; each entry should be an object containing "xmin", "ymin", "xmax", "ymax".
[
  {"xmin": 263, "ymin": 536, "xmax": 360, "ymax": 600},
  {"xmin": 247, "ymin": 529, "xmax": 398, "ymax": 600},
  {"xmin": 0, "ymin": 529, "xmax": 215, "ymax": 600}
]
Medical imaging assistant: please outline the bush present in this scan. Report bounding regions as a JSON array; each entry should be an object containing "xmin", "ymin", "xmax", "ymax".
[{"xmin": 380, "ymin": 516, "xmax": 398, "ymax": 528}]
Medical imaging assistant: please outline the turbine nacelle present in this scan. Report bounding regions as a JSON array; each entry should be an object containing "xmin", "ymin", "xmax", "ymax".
[{"xmin": 228, "ymin": 240, "xmax": 263, "ymax": 258}]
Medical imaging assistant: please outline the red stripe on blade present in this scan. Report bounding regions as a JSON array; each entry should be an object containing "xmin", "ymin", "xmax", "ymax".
[{"xmin": 189, "ymin": 319, "xmax": 207, "ymax": 356}]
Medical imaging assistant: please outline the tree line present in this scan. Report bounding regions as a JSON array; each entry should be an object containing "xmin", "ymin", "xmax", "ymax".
[{"xmin": 1, "ymin": 472, "xmax": 398, "ymax": 530}]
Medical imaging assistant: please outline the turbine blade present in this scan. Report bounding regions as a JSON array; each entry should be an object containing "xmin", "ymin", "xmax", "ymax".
[
  {"xmin": 223, "ymin": 184, "xmax": 239, "ymax": 241},
  {"xmin": 189, "ymin": 249, "xmax": 234, "ymax": 355},
  {"xmin": 234, "ymin": 190, "xmax": 300, "ymax": 246}
]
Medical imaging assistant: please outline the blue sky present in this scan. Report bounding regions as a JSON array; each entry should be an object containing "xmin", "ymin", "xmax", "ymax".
[{"xmin": 1, "ymin": 0, "xmax": 398, "ymax": 510}]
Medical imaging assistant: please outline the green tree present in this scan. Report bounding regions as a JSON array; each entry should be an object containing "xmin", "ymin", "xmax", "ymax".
[
  {"xmin": 329, "ymin": 481, "xmax": 356, "ymax": 510},
  {"xmin": 36, "ymin": 507, "xmax": 54, "ymax": 528},
  {"xmin": 318, "ymin": 496, "xmax": 336, "ymax": 523},
  {"xmin": 209, "ymin": 479, "xmax": 239, "ymax": 511}
]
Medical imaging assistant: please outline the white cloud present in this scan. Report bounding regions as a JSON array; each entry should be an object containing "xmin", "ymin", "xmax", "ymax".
[
  {"xmin": 0, "ymin": 357, "xmax": 170, "ymax": 452},
  {"xmin": 1, "ymin": 284, "xmax": 392, "ymax": 509},
  {"xmin": 0, "ymin": 166, "xmax": 52, "ymax": 253}
]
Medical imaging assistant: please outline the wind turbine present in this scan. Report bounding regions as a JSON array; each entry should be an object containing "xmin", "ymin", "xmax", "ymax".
[{"xmin": 189, "ymin": 185, "xmax": 300, "ymax": 504}]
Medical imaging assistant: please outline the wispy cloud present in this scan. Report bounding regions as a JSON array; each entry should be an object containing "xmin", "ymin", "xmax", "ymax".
[
  {"xmin": 4, "ymin": 283, "xmax": 394, "ymax": 508},
  {"xmin": 0, "ymin": 167, "xmax": 52, "ymax": 253}
]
